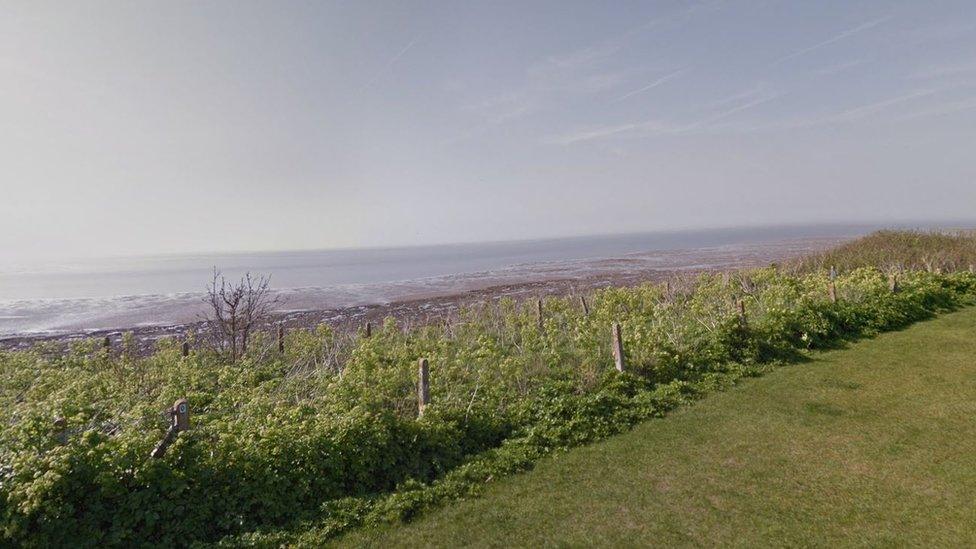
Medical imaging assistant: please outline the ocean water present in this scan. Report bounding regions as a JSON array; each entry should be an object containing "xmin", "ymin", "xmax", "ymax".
[{"xmin": 0, "ymin": 224, "xmax": 889, "ymax": 336}]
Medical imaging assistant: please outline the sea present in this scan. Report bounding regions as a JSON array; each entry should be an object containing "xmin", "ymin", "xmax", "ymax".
[{"xmin": 0, "ymin": 223, "xmax": 936, "ymax": 337}]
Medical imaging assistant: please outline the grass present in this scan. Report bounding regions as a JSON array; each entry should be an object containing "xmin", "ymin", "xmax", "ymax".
[
  {"xmin": 336, "ymin": 306, "xmax": 976, "ymax": 547},
  {"xmin": 794, "ymin": 229, "xmax": 976, "ymax": 273}
]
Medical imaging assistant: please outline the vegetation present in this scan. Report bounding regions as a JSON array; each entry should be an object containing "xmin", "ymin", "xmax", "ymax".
[
  {"xmin": 1, "ymin": 231, "xmax": 975, "ymax": 546},
  {"xmin": 793, "ymin": 229, "xmax": 976, "ymax": 273},
  {"xmin": 204, "ymin": 269, "xmax": 277, "ymax": 362},
  {"xmin": 338, "ymin": 306, "xmax": 976, "ymax": 547}
]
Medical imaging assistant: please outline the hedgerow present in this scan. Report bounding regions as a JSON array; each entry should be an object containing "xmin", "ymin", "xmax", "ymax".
[{"xmin": 1, "ymin": 266, "xmax": 974, "ymax": 547}]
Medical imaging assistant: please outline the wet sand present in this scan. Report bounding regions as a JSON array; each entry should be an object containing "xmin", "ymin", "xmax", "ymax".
[{"xmin": 0, "ymin": 236, "xmax": 844, "ymax": 355}]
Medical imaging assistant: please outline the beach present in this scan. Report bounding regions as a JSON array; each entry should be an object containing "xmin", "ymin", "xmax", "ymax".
[{"xmin": 0, "ymin": 234, "xmax": 845, "ymax": 353}]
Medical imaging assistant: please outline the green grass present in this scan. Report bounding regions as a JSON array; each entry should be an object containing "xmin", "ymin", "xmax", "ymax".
[
  {"xmin": 336, "ymin": 307, "xmax": 976, "ymax": 547},
  {"xmin": 793, "ymin": 229, "xmax": 976, "ymax": 273}
]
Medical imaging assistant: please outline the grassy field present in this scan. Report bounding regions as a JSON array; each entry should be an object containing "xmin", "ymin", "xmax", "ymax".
[{"xmin": 338, "ymin": 307, "xmax": 976, "ymax": 547}]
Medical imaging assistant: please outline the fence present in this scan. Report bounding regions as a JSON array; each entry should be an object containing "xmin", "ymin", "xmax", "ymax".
[{"xmin": 92, "ymin": 265, "xmax": 907, "ymax": 457}]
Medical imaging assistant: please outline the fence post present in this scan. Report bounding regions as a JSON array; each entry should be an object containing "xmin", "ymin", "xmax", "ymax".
[
  {"xmin": 828, "ymin": 281, "xmax": 838, "ymax": 304},
  {"xmin": 579, "ymin": 295, "xmax": 589, "ymax": 316},
  {"xmin": 969, "ymin": 264, "xmax": 974, "ymax": 273},
  {"xmin": 277, "ymin": 326, "xmax": 285, "ymax": 354},
  {"xmin": 150, "ymin": 398, "xmax": 190, "ymax": 459},
  {"xmin": 181, "ymin": 340, "xmax": 190, "ymax": 358},
  {"xmin": 740, "ymin": 276, "xmax": 754, "ymax": 295},
  {"xmin": 418, "ymin": 358, "xmax": 430, "ymax": 416},
  {"xmin": 53, "ymin": 417, "xmax": 68, "ymax": 445},
  {"xmin": 888, "ymin": 273, "xmax": 899, "ymax": 293},
  {"xmin": 364, "ymin": 321, "xmax": 372, "ymax": 338},
  {"xmin": 737, "ymin": 299, "xmax": 747, "ymax": 327},
  {"xmin": 611, "ymin": 322, "xmax": 625, "ymax": 372},
  {"xmin": 103, "ymin": 336, "xmax": 111, "ymax": 352},
  {"xmin": 829, "ymin": 266, "xmax": 837, "ymax": 281},
  {"xmin": 535, "ymin": 298, "xmax": 544, "ymax": 330}
]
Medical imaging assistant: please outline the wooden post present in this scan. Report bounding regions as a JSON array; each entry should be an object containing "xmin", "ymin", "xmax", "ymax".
[
  {"xmin": 828, "ymin": 282, "xmax": 837, "ymax": 303},
  {"xmin": 172, "ymin": 398, "xmax": 190, "ymax": 430},
  {"xmin": 969, "ymin": 264, "xmax": 974, "ymax": 273},
  {"xmin": 740, "ymin": 276, "xmax": 754, "ymax": 295},
  {"xmin": 364, "ymin": 321, "xmax": 372, "ymax": 338},
  {"xmin": 53, "ymin": 417, "xmax": 68, "ymax": 445},
  {"xmin": 737, "ymin": 299, "xmax": 747, "ymax": 327},
  {"xmin": 536, "ymin": 298, "xmax": 544, "ymax": 330},
  {"xmin": 611, "ymin": 322, "xmax": 625, "ymax": 372},
  {"xmin": 181, "ymin": 341, "xmax": 190, "ymax": 357},
  {"xmin": 888, "ymin": 273, "xmax": 899, "ymax": 293},
  {"xmin": 277, "ymin": 326, "xmax": 285, "ymax": 354},
  {"xmin": 417, "ymin": 358, "xmax": 430, "ymax": 416},
  {"xmin": 103, "ymin": 336, "xmax": 111, "ymax": 351},
  {"xmin": 150, "ymin": 398, "xmax": 190, "ymax": 459},
  {"xmin": 829, "ymin": 266, "xmax": 837, "ymax": 281},
  {"xmin": 579, "ymin": 295, "xmax": 589, "ymax": 316}
]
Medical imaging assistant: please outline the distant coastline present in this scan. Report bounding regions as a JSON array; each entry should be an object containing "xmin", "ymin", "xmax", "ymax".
[
  {"xmin": 0, "ymin": 232, "xmax": 848, "ymax": 352},
  {"xmin": 6, "ymin": 221, "xmax": 976, "ymax": 346}
]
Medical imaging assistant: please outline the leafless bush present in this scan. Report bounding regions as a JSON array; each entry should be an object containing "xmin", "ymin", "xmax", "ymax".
[{"xmin": 204, "ymin": 268, "xmax": 277, "ymax": 361}]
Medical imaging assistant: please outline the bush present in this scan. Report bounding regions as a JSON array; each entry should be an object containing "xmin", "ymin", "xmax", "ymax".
[{"xmin": 2, "ymin": 264, "xmax": 975, "ymax": 546}]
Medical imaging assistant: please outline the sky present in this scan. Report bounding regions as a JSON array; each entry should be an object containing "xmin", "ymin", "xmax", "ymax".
[{"xmin": 2, "ymin": 0, "xmax": 975, "ymax": 265}]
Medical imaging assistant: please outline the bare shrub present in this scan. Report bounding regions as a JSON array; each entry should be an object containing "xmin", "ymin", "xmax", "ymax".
[{"xmin": 204, "ymin": 268, "xmax": 277, "ymax": 361}]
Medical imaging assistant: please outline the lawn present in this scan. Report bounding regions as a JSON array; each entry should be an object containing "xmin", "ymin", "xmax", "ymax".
[{"xmin": 336, "ymin": 307, "xmax": 976, "ymax": 547}]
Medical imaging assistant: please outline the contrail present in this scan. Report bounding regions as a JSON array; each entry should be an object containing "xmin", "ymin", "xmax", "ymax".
[
  {"xmin": 365, "ymin": 36, "xmax": 420, "ymax": 88},
  {"xmin": 771, "ymin": 15, "xmax": 891, "ymax": 67},
  {"xmin": 611, "ymin": 68, "xmax": 688, "ymax": 103},
  {"xmin": 689, "ymin": 92, "xmax": 782, "ymax": 128}
]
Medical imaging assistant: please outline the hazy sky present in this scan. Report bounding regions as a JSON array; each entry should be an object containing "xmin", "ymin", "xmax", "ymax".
[{"xmin": 2, "ymin": 1, "xmax": 975, "ymax": 265}]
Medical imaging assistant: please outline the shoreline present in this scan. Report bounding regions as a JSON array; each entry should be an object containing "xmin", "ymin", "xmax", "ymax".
[{"xmin": 0, "ymin": 236, "xmax": 844, "ymax": 354}]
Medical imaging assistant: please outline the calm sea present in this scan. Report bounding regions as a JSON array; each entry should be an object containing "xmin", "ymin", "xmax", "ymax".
[{"xmin": 0, "ymin": 224, "xmax": 911, "ymax": 336}]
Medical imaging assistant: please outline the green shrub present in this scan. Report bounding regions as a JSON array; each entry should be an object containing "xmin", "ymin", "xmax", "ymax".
[{"xmin": 2, "ymin": 264, "xmax": 975, "ymax": 546}]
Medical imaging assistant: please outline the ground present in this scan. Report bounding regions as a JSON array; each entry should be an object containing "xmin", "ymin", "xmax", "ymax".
[{"xmin": 336, "ymin": 307, "xmax": 976, "ymax": 547}]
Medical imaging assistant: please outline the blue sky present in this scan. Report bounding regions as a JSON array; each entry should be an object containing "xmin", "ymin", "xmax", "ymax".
[{"xmin": 2, "ymin": 1, "xmax": 975, "ymax": 263}]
